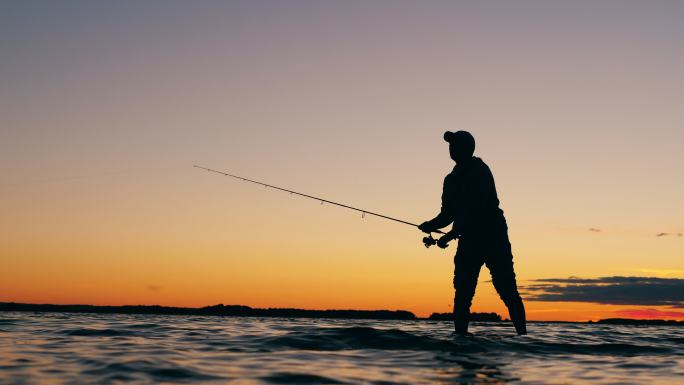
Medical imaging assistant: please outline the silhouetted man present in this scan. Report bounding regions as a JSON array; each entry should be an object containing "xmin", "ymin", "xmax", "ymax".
[{"xmin": 419, "ymin": 131, "xmax": 527, "ymax": 335}]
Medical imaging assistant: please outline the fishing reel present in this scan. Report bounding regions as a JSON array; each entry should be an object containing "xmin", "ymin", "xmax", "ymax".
[
  {"xmin": 423, "ymin": 233, "xmax": 450, "ymax": 249},
  {"xmin": 423, "ymin": 234, "xmax": 438, "ymax": 248},
  {"xmin": 423, "ymin": 231, "xmax": 459, "ymax": 249}
]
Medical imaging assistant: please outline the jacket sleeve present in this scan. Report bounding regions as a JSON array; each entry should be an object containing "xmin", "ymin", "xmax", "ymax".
[{"xmin": 425, "ymin": 175, "xmax": 455, "ymax": 230}]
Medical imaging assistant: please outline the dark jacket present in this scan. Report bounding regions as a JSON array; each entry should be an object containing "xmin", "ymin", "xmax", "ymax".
[{"xmin": 426, "ymin": 157, "xmax": 507, "ymax": 235}]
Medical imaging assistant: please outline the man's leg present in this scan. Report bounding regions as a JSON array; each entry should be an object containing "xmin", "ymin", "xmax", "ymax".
[
  {"xmin": 453, "ymin": 239, "xmax": 483, "ymax": 335},
  {"xmin": 485, "ymin": 232, "xmax": 527, "ymax": 335}
]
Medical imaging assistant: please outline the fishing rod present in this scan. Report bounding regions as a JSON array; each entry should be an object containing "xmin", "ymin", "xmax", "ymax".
[{"xmin": 193, "ymin": 165, "xmax": 450, "ymax": 247}]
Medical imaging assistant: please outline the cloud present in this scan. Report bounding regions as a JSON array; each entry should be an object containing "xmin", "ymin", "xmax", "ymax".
[
  {"xmin": 146, "ymin": 285, "xmax": 162, "ymax": 292},
  {"xmin": 635, "ymin": 268, "xmax": 684, "ymax": 277},
  {"xmin": 615, "ymin": 308, "xmax": 684, "ymax": 319},
  {"xmin": 655, "ymin": 232, "xmax": 684, "ymax": 238},
  {"xmin": 522, "ymin": 276, "xmax": 684, "ymax": 308},
  {"xmin": 587, "ymin": 228, "xmax": 601, "ymax": 232}
]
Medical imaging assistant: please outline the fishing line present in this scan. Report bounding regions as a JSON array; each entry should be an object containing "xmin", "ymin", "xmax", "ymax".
[{"xmin": 193, "ymin": 165, "xmax": 444, "ymax": 235}]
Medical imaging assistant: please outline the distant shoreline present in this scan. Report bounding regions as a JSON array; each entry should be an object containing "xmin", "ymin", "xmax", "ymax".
[
  {"xmin": 1, "ymin": 302, "xmax": 682, "ymax": 325},
  {"xmin": 0, "ymin": 302, "xmax": 416, "ymax": 321}
]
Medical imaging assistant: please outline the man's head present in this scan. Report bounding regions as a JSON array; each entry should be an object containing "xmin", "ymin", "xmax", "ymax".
[{"xmin": 444, "ymin": 130, "xmax": 475, "ymax": 163}]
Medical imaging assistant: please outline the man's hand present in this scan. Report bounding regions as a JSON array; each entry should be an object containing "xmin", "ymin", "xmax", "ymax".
[
  {"xmin": 418, "ymin": 221, "xmax": 435, "ymax": 234},
  {"xmin": 436, "ymin": 235, "xmax": 451, "ymax": 249},
  {"xmin": 436, "ymin": 231, "xmax": 461, "ymax": 248}
]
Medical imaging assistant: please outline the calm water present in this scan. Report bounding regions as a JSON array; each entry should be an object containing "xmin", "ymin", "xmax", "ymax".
[{"xmin": 0, "ymin": 312, "xmax": 683, "ymax": 384}]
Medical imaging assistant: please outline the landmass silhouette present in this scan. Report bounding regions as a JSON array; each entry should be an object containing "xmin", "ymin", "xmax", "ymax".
[
  {"xmin": 1, "ymin": 302, "xmax": 681, "ymax": 325},
  {"xmin": 0, "ymin": 302, "xmax": 414, "ymax": 320}
]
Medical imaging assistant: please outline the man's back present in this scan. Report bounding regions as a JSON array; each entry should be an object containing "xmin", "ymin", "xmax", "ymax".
[{"xmin": 442, "ymin": 156, "xmax": 507, "ymax": 235}]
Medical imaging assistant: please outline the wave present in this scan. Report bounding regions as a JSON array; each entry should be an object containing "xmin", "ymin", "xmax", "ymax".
[
  {"xmin": 261, "ymin": 326, "xmax": 676, "ymax": 356},
  {"xmin": 124, "ymin": 323, "xmax": 164, "ymax": 329},
  {"xmin": 59, "ymin": 324, "xmax": 676, "ymax": 356},
  {"xmin": 263, "ymin": 326, "xmax": 468, "ymax": 352},
  {"xmin": 510, "ymin": 341, "xmax": 675, "ymax": 355},
  {"xmin": 261, "ymin": 372, "xmax": 346, "ymax": 384},
  {"xmin": 63, "ymin": 328, "xmax": 139, "ymax": 337},
  {"xmin": 82, "ymin": 359, "xmax": 222, "ymax": 381}
]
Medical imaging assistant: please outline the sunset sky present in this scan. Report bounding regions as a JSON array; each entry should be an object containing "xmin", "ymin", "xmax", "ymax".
[{"xmin": 2, "ymin": 1, "xmax": 683, "ymax": 321}]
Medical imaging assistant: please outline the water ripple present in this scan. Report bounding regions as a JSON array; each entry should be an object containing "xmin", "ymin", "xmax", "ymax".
[{"xmin": 0, "ymin": 313, "xmax": 682, "ymax": 384}]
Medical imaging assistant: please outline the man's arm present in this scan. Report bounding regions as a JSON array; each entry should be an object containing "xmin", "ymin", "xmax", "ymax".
[
  {"xmin": 422, "ymin": 210, "xmax": 453, "ymax": 231},
  {"xmin": 419, "ymin": 175, "xmax": 455, "ymax": 232}
]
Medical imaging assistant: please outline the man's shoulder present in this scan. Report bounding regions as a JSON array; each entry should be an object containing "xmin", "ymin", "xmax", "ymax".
[
  {"xmin": 445, "ymin": 157, "xmax": 492, "ymax": 181},
  {"xmin": 472, "ymin": 156, "xmax": 489, "ymax": 167},
  {"xmin": 470, "ymin": 157, "xmax": 493, "ymax": 174}
]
